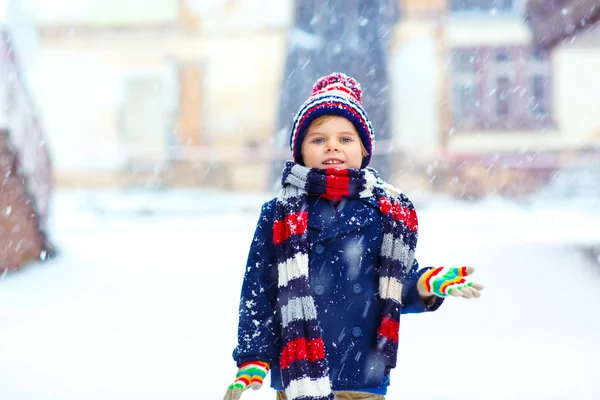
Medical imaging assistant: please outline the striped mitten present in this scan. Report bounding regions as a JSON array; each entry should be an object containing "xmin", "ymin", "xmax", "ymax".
[
  {"xmin": 224, "ymin": 361, "xmax": 270, "ymax": 400},
  {"xmin": 417, "ymin": 266, "xmax": 484, "ymax": 298}
]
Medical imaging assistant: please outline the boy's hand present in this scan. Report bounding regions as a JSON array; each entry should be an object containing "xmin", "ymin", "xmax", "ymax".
[
  {"xmin": 417, "ymin": 266, "xmax": 484, "ymax": 299},
  {"xmin": 224, "ymin": 361, "xmax": 270, "ymax": 400}
]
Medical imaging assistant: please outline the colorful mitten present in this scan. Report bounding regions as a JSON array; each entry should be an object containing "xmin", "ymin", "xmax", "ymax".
[
  {"xmin": 417, "ymin": 266, "xmax": 484, "ymax": 298},
  {"xmin": 224, "ymin": 361, "xmax": 270, "ymax": 400}
]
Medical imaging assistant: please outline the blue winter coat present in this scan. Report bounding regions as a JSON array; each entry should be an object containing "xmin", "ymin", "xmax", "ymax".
[{"xmin": 232, "ymin": 194, "xmax": 443, "ymax": 394}]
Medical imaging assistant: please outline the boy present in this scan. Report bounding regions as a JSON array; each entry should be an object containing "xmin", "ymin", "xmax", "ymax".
[{"xmin": 225, "ymin": 73, "xmax": 484, "ymax": 400}]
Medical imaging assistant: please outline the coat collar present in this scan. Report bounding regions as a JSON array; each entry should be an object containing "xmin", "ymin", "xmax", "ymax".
[{"xmin": 307, "ymin": 195, "xmax": 379, "ymax": 242}]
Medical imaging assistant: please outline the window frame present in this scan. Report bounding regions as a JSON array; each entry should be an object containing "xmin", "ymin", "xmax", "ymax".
[
  {"xmin": 449, "ymin": 0, "xmax": 520, "ymax": 15},
  {"xmin": 449, "ymin": 45, "xmax": 554, "ymax": 131}
]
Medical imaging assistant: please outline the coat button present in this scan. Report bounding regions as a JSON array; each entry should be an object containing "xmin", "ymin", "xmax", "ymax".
[
  {"xmin": 351, "ymin": 327, "xmax": 362, "ymax": 338},
  {"xmin": 314, "ymin": 244, "xmax": 325, "ymax": 255},
  {"xmin": 352, "ymin": 284, "xmax": 363, "ymax": 294},
  {"xmin": 314, "ymin": 285, "xmax": 325, "ymax": 295}
]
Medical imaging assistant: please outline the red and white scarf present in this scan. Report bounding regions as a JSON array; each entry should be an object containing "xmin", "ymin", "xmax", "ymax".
[{"xmin": 274, "ymin": 161, "xmax": 419, "ymax": 400}]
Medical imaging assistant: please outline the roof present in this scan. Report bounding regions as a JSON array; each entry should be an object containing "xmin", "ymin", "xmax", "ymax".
[{"xmin": 527, "ymin": 0, "xmax": 600, "ymax": 49}]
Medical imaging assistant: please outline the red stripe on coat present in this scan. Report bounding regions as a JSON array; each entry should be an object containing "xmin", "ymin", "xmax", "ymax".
[
  {"xmin": 273, "ymin": 211, "xmax": 308, "ymax": 245},
  {"xmin": 378, "ymin": 197, "xmax": 418, "ymax": 232},
  {"xmin": 397, "ymin": 205, "xmax": 418, "ymax": 232},
  {"xmin": 279, "ymin": 337, "xmax": 326, "ymax": 370},
  {"xmin": 323, "ymin": 168, "xmax": 349, "ymax": 201},
  {"xmin": 378, "ymin": 317, "xmax": 400, "ymax": 343}
]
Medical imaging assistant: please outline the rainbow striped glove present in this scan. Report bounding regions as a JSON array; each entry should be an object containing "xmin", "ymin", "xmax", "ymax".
[
  {"xmin": 224, "ymin": 361, "xmax": 270, "ymax": 400},
  {"xmin": 417, "ymin": 266, "xmax": 484, "ymax": 298}
]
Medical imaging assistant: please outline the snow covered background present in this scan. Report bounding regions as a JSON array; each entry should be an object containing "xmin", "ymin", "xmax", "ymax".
[{"xmin": 1, "ymin": 189, "xmax": 599, "ymax": 400}]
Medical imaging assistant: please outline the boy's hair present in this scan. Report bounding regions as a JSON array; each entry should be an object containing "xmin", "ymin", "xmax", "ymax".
[{"xmin": 309, "ymin": 115, "xmax": 369, "ymax": 158}]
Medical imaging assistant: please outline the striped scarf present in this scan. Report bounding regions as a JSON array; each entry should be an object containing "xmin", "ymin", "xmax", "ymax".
[{"xmin": 274, "ymin": 161, "xmax": 419, "ymax": 400}]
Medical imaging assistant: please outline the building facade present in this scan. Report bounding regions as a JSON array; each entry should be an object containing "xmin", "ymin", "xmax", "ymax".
[
  {"xmin": 25, "ymin": 0, "xmax": 291, "ymax": 190},
  {"xmin": 390, "ymin": 0, "xmax": 600, "ymax": 198},
  {"xmin": 23, "ymin": 0, "xmax": 600, "ymax": 196}
]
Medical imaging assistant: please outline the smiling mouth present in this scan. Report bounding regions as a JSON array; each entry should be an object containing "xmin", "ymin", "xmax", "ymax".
[{"xmin": 323, "ymin": 159, "xmax": 344, "ymax": 165}]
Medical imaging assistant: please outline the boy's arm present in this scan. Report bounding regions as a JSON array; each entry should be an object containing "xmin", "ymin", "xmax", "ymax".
[
  {"xmin": 388, "ymin": 191, "xmax": 483, "ymax": 313},
  {"xmin": 385, "ymin": 190, "xmax": 443, "ymax": 314},
  {"xmin": 401, "ymin": 259, "xmax": 445, "ymax": 314},
  {"xmin": 232, "ymin": 201, "xmax": 280, "ymax": 367}
]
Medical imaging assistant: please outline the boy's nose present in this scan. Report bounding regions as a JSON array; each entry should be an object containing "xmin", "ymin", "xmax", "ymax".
[{"xmin": 326, "ymin": 140, "xmax": 339, "ymax": 152}]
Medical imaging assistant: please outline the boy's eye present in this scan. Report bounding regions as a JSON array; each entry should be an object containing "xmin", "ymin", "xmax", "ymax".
[
  {"xmin": 340, "ymin": 137, "xmax": 353, "ymax": 143},
  {"xmin": 312, "ymin": 138, "xmax": 325, "ymax": 144}
]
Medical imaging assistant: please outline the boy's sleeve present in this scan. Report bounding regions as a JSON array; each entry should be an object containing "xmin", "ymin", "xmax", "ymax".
[
  {"xmin": 232, "ymin": 201, "xmax": 281, "ymax": 367},
  {"xmin": 401, "ymin": 258, "xmax": 444, "ymax": 314}
]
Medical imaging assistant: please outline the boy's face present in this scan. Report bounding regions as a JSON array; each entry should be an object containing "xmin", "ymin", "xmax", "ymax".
[{"xmin": 301, "ymin": 116, "xmax": 364, "ymax": 169}]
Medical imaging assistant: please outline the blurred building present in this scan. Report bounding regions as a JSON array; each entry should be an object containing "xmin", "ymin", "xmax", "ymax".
[
  {"xmin": 23, "ymin": 0, "xmax": 291, "ymax": 190},
  {"xmin": 0, "ymin": 0, "xmax": 54, "ymax": 273},
  {"xmin": 391, "ymin": 0, "xmax": 600, "ymax": 198},
  {"xmin": 22, "ymin": 0, "xmax": 600, "ymax": 197}
]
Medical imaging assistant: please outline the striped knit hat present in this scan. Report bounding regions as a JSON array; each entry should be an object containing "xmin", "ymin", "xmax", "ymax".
[{"xmin": 290, "ymin": 73, "xmax": 375, "ymax": 169}]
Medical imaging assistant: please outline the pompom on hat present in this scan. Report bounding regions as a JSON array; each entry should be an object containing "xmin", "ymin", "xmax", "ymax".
[{"xmin": 289, "ymin": 73, "xmax": 375, "ymax": 168}]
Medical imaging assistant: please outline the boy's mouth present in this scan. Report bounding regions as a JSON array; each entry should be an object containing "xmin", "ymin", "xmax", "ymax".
[{"xmin": 323, "ymin": 158, "xmax": 344, "ymax": 165}]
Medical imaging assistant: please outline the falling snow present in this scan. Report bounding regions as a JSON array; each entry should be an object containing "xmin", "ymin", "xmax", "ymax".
[{"xmin": 0, "ymin": 190, "xmax": 597, "ymax": 399}]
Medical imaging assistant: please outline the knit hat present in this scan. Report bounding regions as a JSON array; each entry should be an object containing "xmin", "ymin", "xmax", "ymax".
[{"xmin": 289, "ymin": 73, "xmax": 375, "ymax": 168}]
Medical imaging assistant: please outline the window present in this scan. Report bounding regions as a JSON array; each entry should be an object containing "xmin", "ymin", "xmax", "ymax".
[
  {"xmin": 451, "ymin": 49, "xmax": 480, "ymax": 128},
  {"xmin": 531, "ymin": 76, "xmax": 548, "ymax": 116},
  {"xmin": 453, "ymin": 49, "xmax": 477, "ymax": 73},
  {"xmin": 495, "ymin": 76, "xmax": 510, "ymax": 117},
  {"xmin": 526, "ymin": 47, "xmax": 552, "ymax": 122},
  {"xmin": 121, "ymin": 76, "xmax": 168, "ymax": 163},
  {"xmin": 455, "ymin": 85, "xmax": 477, "ymax": 119},
  {"xmin": 450, "ymin": 45, "xmax": 553, "ymax": 130},
  {"xmin": 495, "ymin": 48, "xmax": 511, "ymax": 62},
  {"xmin": 451, "ymin": 0, "xmax": 514, "ymax": 12}
]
